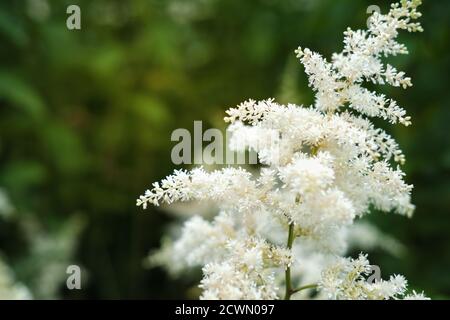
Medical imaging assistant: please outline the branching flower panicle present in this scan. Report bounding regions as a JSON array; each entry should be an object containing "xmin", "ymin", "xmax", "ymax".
[{"xmin": 138, "ymin": 1, "xmax": 426, "ymax": 300}]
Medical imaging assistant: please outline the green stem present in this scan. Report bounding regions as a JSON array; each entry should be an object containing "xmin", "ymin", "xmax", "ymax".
[
  {"xmin": 284, "ymin": 223, "xmax": 295, "ymax": 300},
  {"xmin": 283, "ymin": 222, "xmax": 317, "ymax": 299},
  {"xmin": 284, "ymin": 146, "xmax": 319, "ymax": 300},
  {"xmin": 290, "ymin": 284, "xmax": 318, "ymax": 295}
]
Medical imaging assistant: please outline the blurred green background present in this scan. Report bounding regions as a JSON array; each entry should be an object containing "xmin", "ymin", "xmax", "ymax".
[{"xmin": 0, "ymin": 0, "xmax": 448, "ymax": 299}]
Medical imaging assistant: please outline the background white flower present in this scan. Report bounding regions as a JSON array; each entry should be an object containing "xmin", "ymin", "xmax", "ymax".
[{"xmin": 138, "ymin": 0, "xmax": 426, "ymax": 300}]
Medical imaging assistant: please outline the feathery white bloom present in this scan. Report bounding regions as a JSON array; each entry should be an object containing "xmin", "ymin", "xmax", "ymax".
[
  {"xmin": 199, "ymin": 261, "xmax": 278, "ymax": 300},
  {"xmin": 279, "ymin": 152, "xmax": 335, "ymax": 195},
  {"xmin": 138, "ymin": 0, "xmax": 425, "ymax": 300},
  {"xmin": 197, "ymin": 235, "xmax": 289, "ymax": 300}
]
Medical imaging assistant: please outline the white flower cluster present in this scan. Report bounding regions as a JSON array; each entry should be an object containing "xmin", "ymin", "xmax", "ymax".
[
  {"xmin": 138, "ymin": 0, "xmax": 427, "ymax": 300},
  {"xmin": 198, "ymin": 235, "xmax": 286, "ymax": 300},
  {"xmin": 319, "ymin": 254, "xmax": 428, "ymax": 300}
]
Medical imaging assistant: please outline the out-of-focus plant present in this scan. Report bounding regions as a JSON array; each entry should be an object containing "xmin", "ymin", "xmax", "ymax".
[
  {"xmin": 0, "ymin": 190, "xmax": 31, "ymax": 299},
  {"xmin": 138, "ymin": 0, "xmax": 428, "ymax": 300},
  {"xmin": 0, "ymin": 256, "xmax": 32, "ymax": 300},
  {"xmin": 15, "ymin": 214, "xmax": 85, "ymax": 299},
  {"xmin": 0, "ymin": 188, "xmax": 84, "ymax": 299}
]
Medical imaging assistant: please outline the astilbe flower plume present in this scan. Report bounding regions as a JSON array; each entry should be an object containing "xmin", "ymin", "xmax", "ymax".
[{"xmin": 137, "ymin": 0, "xmax": 428, "ymax": 300}]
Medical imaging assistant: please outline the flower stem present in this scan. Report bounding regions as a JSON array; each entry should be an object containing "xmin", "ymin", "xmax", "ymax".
[
  {"xmin": 284, "ymin": 222, "xmax": 295, "ymax": 300},
  {"xmin": 291, "ymin": 284, "xmax": 318, "ymax": 295}
]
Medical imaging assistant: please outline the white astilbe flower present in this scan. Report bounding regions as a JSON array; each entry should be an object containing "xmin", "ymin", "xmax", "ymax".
[
  {"xmin": 295, "ymin": 0, "xmax": 422, "ymax": 125},
  {"xmin": 171, "ymin": 214, "xmax": 235, "ymax": 267},
  {"xmin": 147, "ymin": 210, "xmax": 292, "ymax": 278},
  {"xmin": 319, "ymin": 254, "xmax": 428, "ymax": 300},
  {"xmin": 200, "ymin": 261, "xmax": 278, "ymax": 300},
  {"xmin": 137, "ymin": 167, "xmax": 266, "ymax": 213},
  {"xmin": 138, "ymin": 0, "xmax": 427, "ymax": 300},
  {"xmin": 278, "ymin": 151, "xmax": 335, "ymax": 195},
  {"xmin": 198, "ymin": 235, "xmax": 289, "ymax": 299}
]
